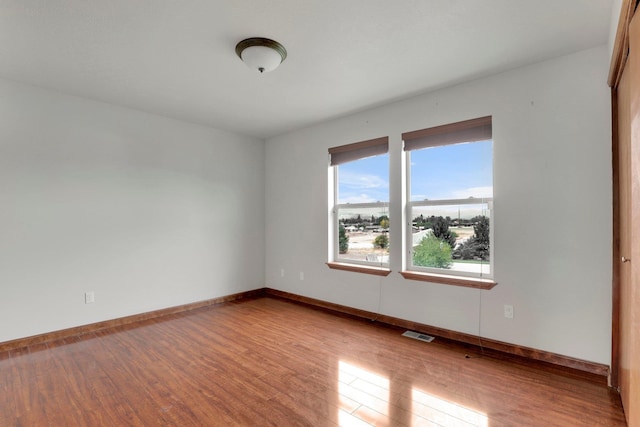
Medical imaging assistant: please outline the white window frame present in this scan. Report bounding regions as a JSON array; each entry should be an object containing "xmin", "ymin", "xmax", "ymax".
[
  {"xmin": 402, "ymin": 116, "xmax": 496, "ymax": 286},
  {"xmin": 327, "ymin": 137, "xmax": 391, "ymax": 275},
  {"xmin": 332, "ymin": 199, "xmax": 390, "ymax": 268},
  {"xmin": 405, "ymin": 193, "xmax": 494, "ymax": 279}
]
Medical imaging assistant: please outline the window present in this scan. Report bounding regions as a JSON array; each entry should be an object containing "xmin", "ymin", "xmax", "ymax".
[
  {"xmin": 327, "ymin": 137, "xmax": 391, "ymax": 276},
  {"xmin": 326, "ymin": 118, "xmax": 496, "ymax": 288},
  {"xmin": 402, "ymin": 117, "xmax": 495, "ymax": 288}
]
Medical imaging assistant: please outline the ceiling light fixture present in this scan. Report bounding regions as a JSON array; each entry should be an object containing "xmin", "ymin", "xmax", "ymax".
[{"xmin": 235, "ymin": 37, "xmax": 287, "ymax": 73}]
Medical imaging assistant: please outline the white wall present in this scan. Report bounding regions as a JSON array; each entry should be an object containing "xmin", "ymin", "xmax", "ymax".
[
  {"xmin": 609, "ymin": 0, "xmax": 623, "ymax": 60},
  {"xmin": 0, "ymin": 78, "xmax": 265, "ymax": 343},
  {"xmin": 265, "ymin": 46, "xmax": 612, "ymax": 365}
]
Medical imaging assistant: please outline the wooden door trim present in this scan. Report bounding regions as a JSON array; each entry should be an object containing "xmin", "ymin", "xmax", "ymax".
[
  {"xmin": 609, "ymin": 0, "xmax": 639, "ymax": 88},
  {"xmin": 608, "ymin": 0, "xmax": 639, "ymax": 390},
  {"xmin": 611, "ymin": 87, "xmax": 621, "ymax": 389}
]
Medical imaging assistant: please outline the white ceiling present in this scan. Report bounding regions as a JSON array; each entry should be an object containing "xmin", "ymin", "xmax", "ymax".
[{"xmin": 0, "ymin": 1, "xmax": 613, "ymax": 139}]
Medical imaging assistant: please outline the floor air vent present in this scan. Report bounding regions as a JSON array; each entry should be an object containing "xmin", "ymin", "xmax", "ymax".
[{"xmin": 402, "ymin": 330, "xmax": 435, "ymax": 343}]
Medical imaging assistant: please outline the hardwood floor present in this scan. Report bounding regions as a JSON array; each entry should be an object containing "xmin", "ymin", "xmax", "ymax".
[{"xmin": 0, "ymin": 297, "xmax": 626, "ymax": 426}]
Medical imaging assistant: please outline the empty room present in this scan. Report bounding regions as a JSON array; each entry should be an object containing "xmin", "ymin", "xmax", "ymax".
[{"xmin": 1, "ymin": 1, "xmax": 639, "ymax": 426}]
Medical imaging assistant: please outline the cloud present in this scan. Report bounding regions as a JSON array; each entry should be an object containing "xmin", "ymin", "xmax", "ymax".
[
  {"xmin": 451, "ymin": 186, "xmax": 493, "ymax": 199},
  {"xmin": 339, "ymin": 171, "xmax": 388, "ymax": 190},
  {"xmin": 339, "ymin": 193, "xmax": 381, "ymax": 204}
]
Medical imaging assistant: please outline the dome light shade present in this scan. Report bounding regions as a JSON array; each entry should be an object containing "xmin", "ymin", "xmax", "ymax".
[{"xmin": 235, "ymin": 38, "xmax": 287, "ymax": 73}]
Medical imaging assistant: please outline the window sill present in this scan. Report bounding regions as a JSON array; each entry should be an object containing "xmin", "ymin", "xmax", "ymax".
[
  {"xmin": 400, "ymin": 270, "xmax": 497, "ymax": 290},
  {"xmin": 327, "ymin": 262, "xmax": 392, "ymax": 276}
]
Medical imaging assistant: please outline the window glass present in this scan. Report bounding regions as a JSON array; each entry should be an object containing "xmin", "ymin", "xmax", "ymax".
[
  {"xmin": 410, "ymin": 141, "xmax": 493, "ymax": 201},
  {"xmin": 334, "ymin": 153, "xmax": 389, "ymax": 266},
  {"xmin": 408, "ymin": 140, "xmax": 493, "ymax": 278},
  {"xmin": 338, "ymin": 154, "xmax": 389, "ymax": 204}
]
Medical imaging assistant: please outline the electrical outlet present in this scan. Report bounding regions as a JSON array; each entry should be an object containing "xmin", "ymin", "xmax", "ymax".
[
  {"xmin": 504, "ymin": 304, "xmax": 514, "ymax": 319},
  {"xmin": 299, "ymin": 272, "xmax": 304, "ymax": 280},
  {"xmin": 85, "ymin": 292, "xmax": 95, "ymax": 304},
  {"xmin": 280, "ymin": 268, "xmax": 285, "ymax": 277}
]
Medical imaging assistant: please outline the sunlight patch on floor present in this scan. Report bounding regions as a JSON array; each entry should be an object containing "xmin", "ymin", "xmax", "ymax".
[
  {"xmin": 412, "ymin": 387, "xmax": 488, "ymax": 427},
  {"xmin": 337, "ymin": 360, "xmax": 489, "ymax": 426},
  {"xmin": 338, "ymin": 361, "xmax": 390, "ymax": 425}
]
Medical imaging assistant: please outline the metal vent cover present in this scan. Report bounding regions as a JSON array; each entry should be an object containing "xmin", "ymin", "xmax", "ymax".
[{"xmin": 402, "ymin": 330, "xmax": 435, "ymax": 343}]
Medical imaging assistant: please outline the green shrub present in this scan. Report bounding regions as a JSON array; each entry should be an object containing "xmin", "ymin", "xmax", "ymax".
[
  {"xmin": 432, "ymin": 216, "xmax": 457, "ymax": 249},
  {"xmin": 413, "ymin": 235, "xmax": 453, "ymax": 269},
  {"xmin": 339, "ymin": 224, "xmax": 349, "ymax": 254},
  {"xmin": 373, "ymin": 234, "xmax": 389, "ymax": 250},
  {"xmin": 452, "ymin": 216, "xmax": 490, "ymax": 261}
]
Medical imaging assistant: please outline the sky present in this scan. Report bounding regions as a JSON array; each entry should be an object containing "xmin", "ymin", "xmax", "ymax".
[{"xmin": 337, "ymin": 140, "xmax": 493, "ymax": 207}]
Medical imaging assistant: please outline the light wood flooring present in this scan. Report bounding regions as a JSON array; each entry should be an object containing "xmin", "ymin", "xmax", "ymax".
[{"xmin": 0, "ymin": 296, "xmax": 627, "ymax": 426}]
